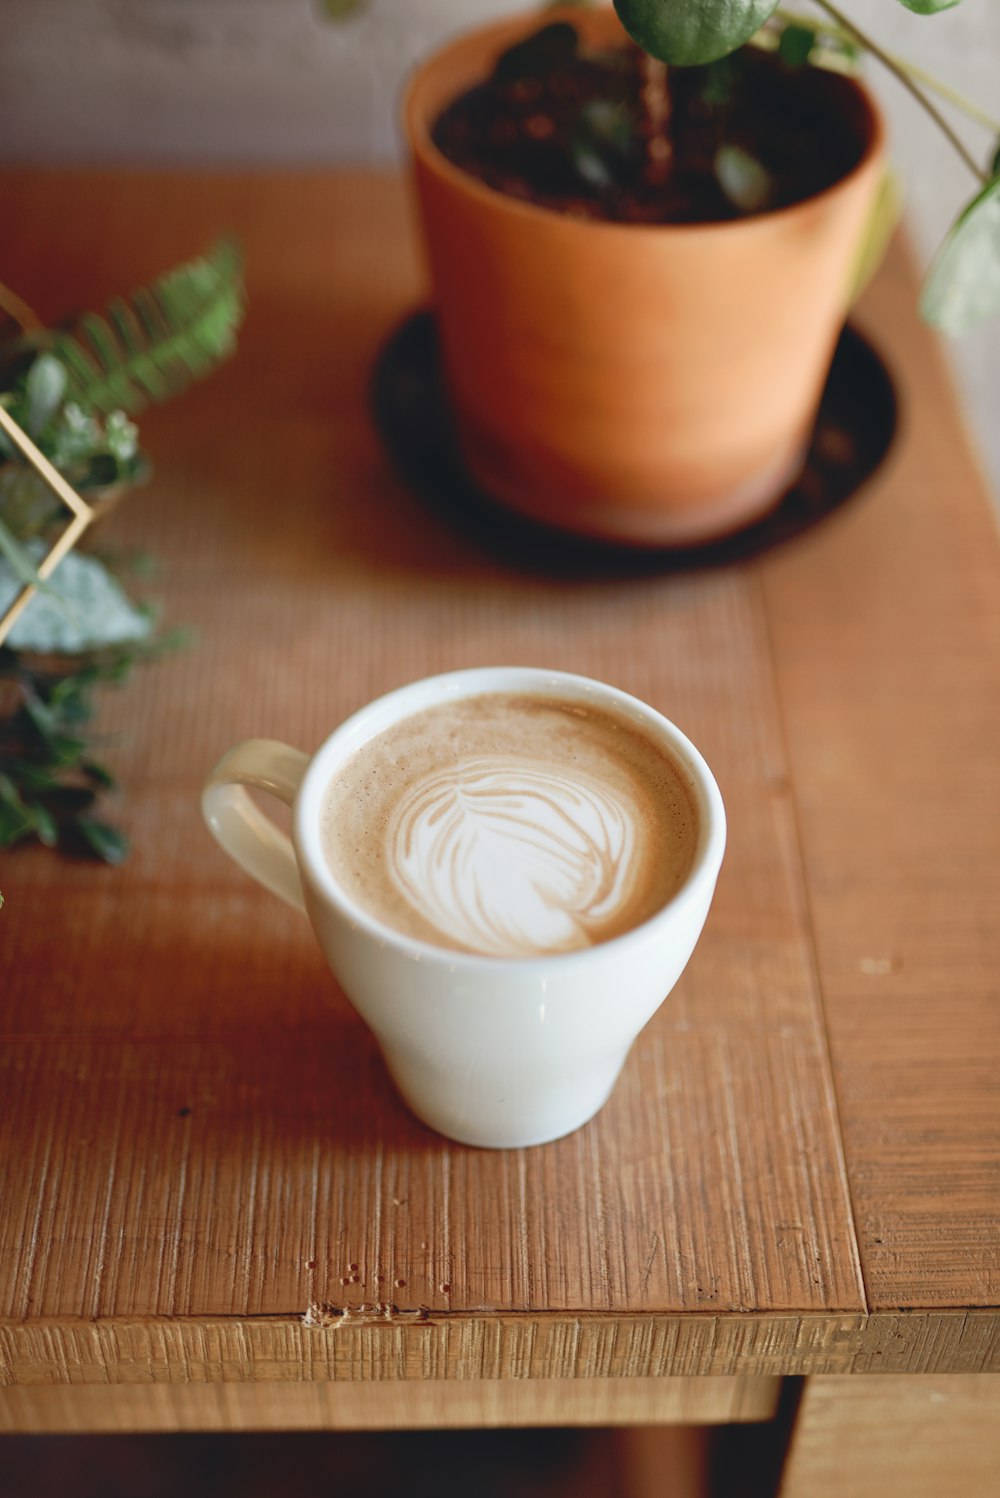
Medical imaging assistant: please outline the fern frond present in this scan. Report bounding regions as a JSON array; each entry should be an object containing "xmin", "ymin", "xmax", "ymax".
[{"xmin": 33, "ymin": 239, "xmax": 245, "ymax": 417}]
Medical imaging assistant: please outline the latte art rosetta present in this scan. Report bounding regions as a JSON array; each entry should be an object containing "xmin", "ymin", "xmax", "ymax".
[{"xmin": 388, "ymin": 757, "xmax": 639, "ymax": 957}]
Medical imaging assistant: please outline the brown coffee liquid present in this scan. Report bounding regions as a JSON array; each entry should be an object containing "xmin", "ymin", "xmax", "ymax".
[{"xmin": 320, "ymin": 692, "xmax": 698, "ymax": 957}]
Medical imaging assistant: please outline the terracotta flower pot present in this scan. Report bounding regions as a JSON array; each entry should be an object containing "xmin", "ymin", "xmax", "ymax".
[{"xmin": 403, "ymin": 7, "xmax": 887, "ymax": 546}]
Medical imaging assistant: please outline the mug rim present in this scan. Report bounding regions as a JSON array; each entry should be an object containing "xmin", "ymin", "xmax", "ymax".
[{"xmin": 293, "ymin": 666, "xmax": 727, "ymax": 970}]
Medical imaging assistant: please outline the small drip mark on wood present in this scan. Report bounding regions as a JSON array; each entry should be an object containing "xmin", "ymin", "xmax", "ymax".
[{"xmin": 177, "ymin": 1107, "xmax": 192, "ymax": 1118}]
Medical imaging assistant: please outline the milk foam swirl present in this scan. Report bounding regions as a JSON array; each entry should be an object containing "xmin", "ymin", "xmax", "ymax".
[{"xmin": 387, "ymin": 756, "xmax": 641, "ymax": 957}]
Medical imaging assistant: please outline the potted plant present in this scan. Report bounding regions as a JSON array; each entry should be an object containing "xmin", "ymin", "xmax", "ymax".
[
  {"xmin": 0, "ymin": 241, "xmax": 244, "ymax": 862},
  {"xmin": 397, "ymin": 0, "xmax": 998, "ymax": 545}
]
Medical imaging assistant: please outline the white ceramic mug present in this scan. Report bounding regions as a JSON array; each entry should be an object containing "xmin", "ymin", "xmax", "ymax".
[{"xmin": 202, "ymin": 667, "xmax": 726, "ymax": 1148}]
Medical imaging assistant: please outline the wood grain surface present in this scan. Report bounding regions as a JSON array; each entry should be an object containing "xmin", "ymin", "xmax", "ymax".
[
  {"xmin": 779, "ymin": 1375, "xmax": 1000, "ymax": 1498},
  {"xmin": 761, "ymin": 259, "xmax": 1000, "ymax": 1316},
  {"xmin": 1, "ymin": 172, "xmax": 998, "ymax": 1408}
]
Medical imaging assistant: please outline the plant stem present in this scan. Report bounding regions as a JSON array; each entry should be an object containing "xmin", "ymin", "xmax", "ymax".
[
  {"xmin": 775, "ymin": 7, "xmax": 1000, "ymax": 133},
  {"xmin": 902, "ymin": 60, "xmax": 1000, "ymax": 136},
  {"xmin": 639, "ymin": 50, "xmax": 673, "ymax": 185},
  {"xmin": 810, "ymin": 0, "xmax": 988, "ymax": 184}
]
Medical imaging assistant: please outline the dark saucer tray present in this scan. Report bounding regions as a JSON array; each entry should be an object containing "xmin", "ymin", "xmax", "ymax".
[{"xmin": 370, "ymin": 310, "xmax": 898, "ymax": 577}]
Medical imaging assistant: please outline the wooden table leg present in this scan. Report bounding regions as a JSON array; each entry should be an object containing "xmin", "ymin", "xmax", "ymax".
[
  {"xmin": 778, "ymin": 1375, "xmax": 1000, "ymax": 1498},
  {"xmin": 616, "ymin": 1427, "xmax": 710, "ymax": 1498},
  {"xmin": 0, "ymin": 1375, "xmax": 782, "ymax": 1435}
]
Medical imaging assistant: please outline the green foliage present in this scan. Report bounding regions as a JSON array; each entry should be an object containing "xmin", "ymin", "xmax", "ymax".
[
  {"xmin": 572, "ymin": 100, "xmax": 636, "ymax": 188},
  {"xmin": 0, "ymin": 638, "xmax": 172, "ymax": 862},
  {"xmin": 0, "ymin": 370, "xmax": 145, "ymax": 520},
  {"xmin": 614, "ymin": 0, "xmax": 781, "ymax": 65},
  {"xmin": 920, "ymin": 173, "xmax": 1000, "ymax": 333},
  {"xmin": 777, "ymin": 22, "xmax": 816, "ymax": 66},
  {"xmin": 613, "ymin": 0, "xmax": 965, "ymax": 64},
  {"xmin": 0, "ymin": 237, "xmax": 245, "ymax": 870},
  {"xmin": 607, "ymin": 0, "xmax": 995, "ymax": 333},
  {"xmin": 0, "ymin": 546, "xmax": 154, "ymax": 655},
  {"xmin": 715, "ymin": 143, "xmax": 774, "ymax": 210},
  {"xmin": 17, "ymin": 239, "xmax": 244, "ymax": 419}
]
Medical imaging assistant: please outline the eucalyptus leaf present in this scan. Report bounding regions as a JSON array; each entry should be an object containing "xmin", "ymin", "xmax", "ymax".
[
  {"xmin": 0, "ymin": 544, "xmax": 154, "ymax": 654},
  {"xmin": 613, "ymin": 0, "xmax": 781, "ymax": 65},
  {"xmin": 920, "ymin": 174, "xmax": 1000, "ymax": 335}
]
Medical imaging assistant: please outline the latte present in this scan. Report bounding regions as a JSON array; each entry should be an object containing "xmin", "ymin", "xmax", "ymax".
[{"xmin": 320, "ymin": 691, "xmax": 699, "ymax": 959}]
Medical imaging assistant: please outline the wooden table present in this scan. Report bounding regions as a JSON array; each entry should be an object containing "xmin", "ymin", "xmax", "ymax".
[{"xmin": 1, "ymin": 172, "xmax": 998, "ymax": 1494}]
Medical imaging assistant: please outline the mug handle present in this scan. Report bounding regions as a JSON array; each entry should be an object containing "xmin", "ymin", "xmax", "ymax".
[{"xmin": 202, "ymin": 739, "xmax": 311, "ymax": 915}]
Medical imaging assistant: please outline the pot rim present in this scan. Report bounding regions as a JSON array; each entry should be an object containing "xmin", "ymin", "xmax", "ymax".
[{"xmin": 402, "ymin": 3, "xmax": 887, "ymax": 239}]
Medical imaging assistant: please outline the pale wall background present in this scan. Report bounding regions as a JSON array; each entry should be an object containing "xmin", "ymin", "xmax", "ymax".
[{"xmin": 1, "ymin": 0, "xmax": 997, "ymax": 499}]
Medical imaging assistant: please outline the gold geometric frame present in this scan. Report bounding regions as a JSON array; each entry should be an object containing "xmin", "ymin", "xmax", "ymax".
[{"xmin": 0, "ymin": 402, "xmax": 95, "ymax": 648}]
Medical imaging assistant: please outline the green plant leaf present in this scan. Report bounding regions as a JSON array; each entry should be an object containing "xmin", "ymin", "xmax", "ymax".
[
  {"xmin": 45, "ymin": 786, "xmax": 99, "ymax": 815},
  {"xmin": 1, "ymin": 760, "xmax": 61, "ymax": 794},
  {"xmin": 715, "ymin": 145, "xmax": 773, "ymax": 211},
  {"xmin": 23, "ymin": 696, "xmax": 88, "ymax": 761},
  {"xmin": 920, "ymin": 174, "xmax": 1000, "ymax": 335},
  {"xmin": 30, "ymin": 239, "xmax": 245, "ymax": 418},
  {"xmin": 0, "ymin": 512, "xmax": 47, "ymax": 590},
  {"xmin": 30, "ymin": 800, "xmax": 59, "ymax": 847},
  {"xmin": 75, "ymin": 817, "xmax": 129, "ymax": 864},
  {"xmin": 0, "ymin": 544, "xmax": 154, "ymax": 654},
  {"xmin": 613, "ymin": 0, "xmax": 781, "ymax": 65},
  {"xmin": 25, "ymin": 353, "xmax": 67, "ymax": 436},
  {"xmin": 895, "ymin": 1, "xmax": 961, "ymax": 13},
  {"xmin": 572, "ymin": 100, "xmax": 635, "ymax": 188},
  {"xmin": 0, "ymin": 776, "xmax": 35, "ymax": 846},
  {"xmin": 81, "ymin": 759, "xmax": 117, "ymax": 790},
  {"xmin": 0, "ymin": 466, "xmax": 63, "ymax": 539},
  {"xmin": 778, "ymin": 23, "xmax": 816, "ymax": 68}
]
